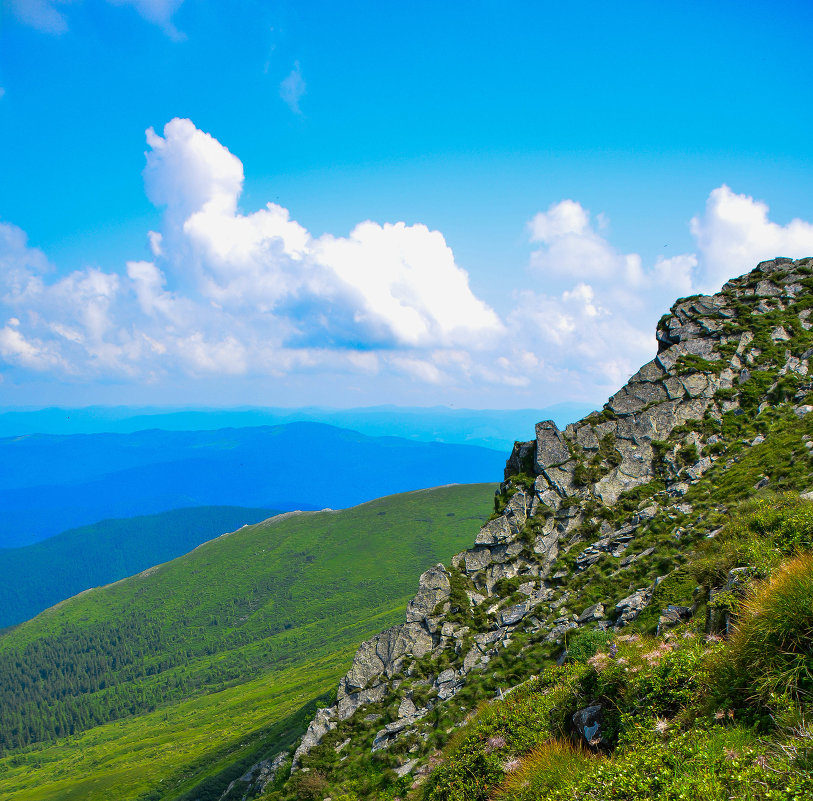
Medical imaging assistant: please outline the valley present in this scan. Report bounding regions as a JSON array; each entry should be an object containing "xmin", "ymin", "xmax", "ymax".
[{"xmin": 0, "ymin": 483, "xmax": 496, "ymax": 800}]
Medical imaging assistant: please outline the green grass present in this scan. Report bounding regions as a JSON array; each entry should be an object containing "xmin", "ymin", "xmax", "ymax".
[
  {"xmin": 0, "ymin": 483, "xmax": 497, "ymax": 799},
  {"xmin": 0, "ymin": 649, "xmax": 349, "ymax": 801},
  {"xmin": 0, "ymin": 505, "xmax": 280, "ymax": 628}
]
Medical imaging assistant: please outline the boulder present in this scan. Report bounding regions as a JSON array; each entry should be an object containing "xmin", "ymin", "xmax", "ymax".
[
  {"xmin": 535, "ymin": 421, "xmax": 570, "ymax": 470},
  {"xmin": 572, "ymin": 704, "xmax": 605, "ymax": 747},
  {"xmin": 406, "ymin": 565, "xmax": 451, "ymax": 623}
]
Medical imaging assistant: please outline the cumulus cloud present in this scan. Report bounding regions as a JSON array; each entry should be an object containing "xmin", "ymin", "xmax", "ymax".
[
  {"xmin": 691, "ymin": 185, "xmax": 813, "ymax": 293},
  {"xmin": 511, "ymin": 199, "xmax": 701, "ymax": 396},
  {"xmin": 141, "ymin": 118, "xmax": 503, "ymax": 351},
  {"xmin": 4, "ymin": 117, "xmax": 813, "ymax": 406},
  {"xmin": 0, "ymin": 119, "xmax": 505, "ymax": 389},
  {"xmin": 280, "ymin": 61, "xmax": 306, "ymax": 114},
  {"xmin": 504, "ymin": 188, "xmax": 813, "ymax": 400}
]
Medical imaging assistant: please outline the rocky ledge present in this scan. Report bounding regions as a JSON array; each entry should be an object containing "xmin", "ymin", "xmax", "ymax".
[{"xmin": 292, "ymin": 257, "xmax": 813, "ymax": 774}]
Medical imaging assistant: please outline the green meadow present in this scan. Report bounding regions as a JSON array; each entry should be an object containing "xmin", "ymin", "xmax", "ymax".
[{"xmin": 0, "ymin": 482, "xmax": 497, "ymax": 800}]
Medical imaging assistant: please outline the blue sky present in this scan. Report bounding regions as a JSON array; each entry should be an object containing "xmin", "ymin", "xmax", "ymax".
[{"xmin": 1, "ymin": 0, "xmax": 813, "ymax": 409}]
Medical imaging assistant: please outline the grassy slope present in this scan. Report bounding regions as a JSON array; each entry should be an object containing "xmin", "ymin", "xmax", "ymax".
[
  {"xmin": 0, "ymin": 506, "xmax": 279, "ymax": 629},
  {"xmin": 0, "ymin": 483, "xmax": 497, "ymax": 800},
  {"xmin": 269, "ymin": 260, "xmax": 813, "ymax": 800}
]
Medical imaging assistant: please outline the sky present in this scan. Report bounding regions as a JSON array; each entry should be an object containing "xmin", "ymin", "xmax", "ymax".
[{"xmin": 1, "ymin": 0, "xmax": 813, "ymax": 410}]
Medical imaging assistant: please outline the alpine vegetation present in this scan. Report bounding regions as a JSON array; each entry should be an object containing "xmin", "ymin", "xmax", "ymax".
[{"xmin": 271, "ymin": 258, "xmax": 813, "ymax": 801}]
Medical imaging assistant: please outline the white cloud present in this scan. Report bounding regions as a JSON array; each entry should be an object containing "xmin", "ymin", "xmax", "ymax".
[
  {"xmin": 6, "ymin": 0, "xmax": 185, "ymax": 37},
  {"xmin": 106, "ymin": 0, "xmax": 185, "ymax": 39},
  {"xmin": 0, "ymin": 119, "xmax": 503, "ymax": 388},
  {"xmin": 280, "ymin": 61, "xmax": 306, "ymax": 114},
  {"xmin": 5, "ymin": 0, "xmax": 71, "ymax": 35},
  {"xmin": 529, "ymin": 199, "xmax": 589, "ymax": 241},
  {"xmin": 528, "ymin": 199, "xmax": 647, "ymax": 289},
  {"xmin": 142, "ymin": 118, "xmax": 503, "ymax": 351},
  {"xmin": 145, "ymin": 118, "xmax": 244, "ymax": 221},
  {"xmin": 5, "ymin": 117, "xmax": 813, "ymax": 406},
  {"xmin": 511, "ymin": 200, "xmax": 703, "ymax": 398},
  {"xmin": 691, "ymin": 185, "xmax": 813, "ymax": 293}
]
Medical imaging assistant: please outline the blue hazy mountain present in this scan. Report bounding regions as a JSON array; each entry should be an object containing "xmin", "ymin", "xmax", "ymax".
[
  {"xmin": 0, "ymin": 403, "xmax": 595, "ymax": 451},
  {"xmin": 0, "ymin": 422, "xmax": 507, "ymax": 547}
]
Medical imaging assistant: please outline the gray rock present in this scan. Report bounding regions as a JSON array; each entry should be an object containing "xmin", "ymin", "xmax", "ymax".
[
  {"xmin": 463, "ymin": 646, "xmax": 485, "ymax": 672},
  {"xmin": 398, "ymin": 697, "xmax": 417, "ymax": 719},
  {"xmin": 436, "ymin": 668, "xmax": 456, "ymax": 685},
  {"xmin": 395, "ymin": 758, "xmax": 419, "ymax": 778},
  {"xmin": 576, "ymin": 603, "xmax": 605, "ymax": 624},
  {"xmin": 406, "ymin": 565, "xmax": 451, "ymax": 623},
  {"xmin": 504, "ymin": 440, "xmax": 535, "ymax": 481},
  {"xmin": 535, "ymin": 420, "xmax": 571, "ymax": 469},
  {"xmin": 615, "ymin": 588, "xmax": 651, "ymax": 624},
  {"xmin": 500, "ymin": 602, "xmax": 530, "ymax": 626},
  {"xmin": 657, "ymin": 604, "xmax": 694, "ymax": 633},
  {"xmin": 572, "ymin": 704, "xmax": 605, "ymax": 746},
  {"xmin": 756, "ymin": 279, "xmax": 781, "ymax": 297},
  {"xmin": 292, "ymin": 708, "xmax": 337, "ymax": 769},
  {"xmin": 437, "ymin": 680, "xmax": 463, "ymax": 701},
  {"xmin": 620, "ymin": 546, "xmax": 655, "ymax": 567}
]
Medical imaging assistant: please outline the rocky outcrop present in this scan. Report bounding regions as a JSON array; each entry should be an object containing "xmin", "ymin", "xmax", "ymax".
[{"xmin": 291, "ymin": 257, "xmax": 813, "ymax": 770}]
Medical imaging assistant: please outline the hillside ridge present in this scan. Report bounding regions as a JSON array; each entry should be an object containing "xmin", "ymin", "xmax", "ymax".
[{"xmin": 284, "ymin": 256, "xmax": 813, "ymax": 797}]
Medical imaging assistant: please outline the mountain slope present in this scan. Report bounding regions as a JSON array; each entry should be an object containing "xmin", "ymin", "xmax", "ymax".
[
  {"xmin": 276, "ymin": 257, "xmax": 813, "ymax": 800},
  {"xmin": 0, "ymin": 422, "xmax": 505, "ymax": 546},
  {"xmin": 0, "ymin": 506, "xmax": 279, "ymax": 629},
  {"xmin": 0, "ymin": 483, "xmax": 497, "ymax": 801}
]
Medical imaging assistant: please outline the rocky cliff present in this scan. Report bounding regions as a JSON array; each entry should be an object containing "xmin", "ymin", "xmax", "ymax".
[{"xmin": 287, "ymin": 257, "xmax": 813, "ymax": 791}]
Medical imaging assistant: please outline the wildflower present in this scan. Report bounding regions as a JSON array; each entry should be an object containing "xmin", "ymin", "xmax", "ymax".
[
  {"xmin": 485, "ymin": 735, "xmax": 507, "ymax": 752},
  {"xmin": 503, "ymin": 758, "xmax": 521, "ymax": 773},
  {"xmin": 724, "ymin": 747, "xmax": 740, "ymax": 761},
  {"xmin": 714, "ymin": 710, "xmax": 725, "ymax": 721},
  {"xmin": 587, "ymin": 652, "xmax": 610, "ymax": 670},
  {"xmin": 653, "ymin": 718, "xmax": 670, "ymax": 736}
]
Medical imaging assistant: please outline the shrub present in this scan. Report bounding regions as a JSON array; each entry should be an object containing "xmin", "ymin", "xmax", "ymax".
[
  {"xmin": 492, "ymin": 739, "xmax": 595, "ymax": 800},
  {"xmin": 565, "ymin": 629, "xmax": 613, "ymax": 664},
  {"xmin": 722, "ymin": 552, "xmax": 813, "ymax": 712}
]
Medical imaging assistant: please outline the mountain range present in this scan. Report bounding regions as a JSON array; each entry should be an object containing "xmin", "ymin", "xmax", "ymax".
[
  {"xmin": 0, "ymin": 404, "xmax": 595, "ymax": 452},
  {"xmin": 3, "ymin": 257, "xmax": 813, "ymax": 800},
  {"xmin": 0, "ymin": 422, "xmax": 506, "ymax": 547}
]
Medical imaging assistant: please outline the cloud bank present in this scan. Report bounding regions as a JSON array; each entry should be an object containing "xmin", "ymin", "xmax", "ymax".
[{"xmin": 2, "ymin": 118, "xmax": 813, "ymax": 405}]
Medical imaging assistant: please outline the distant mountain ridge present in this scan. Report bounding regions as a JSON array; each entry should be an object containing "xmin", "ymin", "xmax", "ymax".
[
  {"xmin": 0, "ymin": 422, "xmax": 506, "ymax": 546},
  {"xmin": 0, "ymin": 403, "xmax": 595, "ymax": 451}
]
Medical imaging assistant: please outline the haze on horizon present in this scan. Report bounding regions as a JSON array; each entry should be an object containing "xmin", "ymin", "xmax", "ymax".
[{"xmin": 1, "ymin": 0, "xmax": 813, "ymax": 411}]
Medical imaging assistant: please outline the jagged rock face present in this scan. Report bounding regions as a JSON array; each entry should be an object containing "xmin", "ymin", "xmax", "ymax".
[{"xmin": 291, "ymin": 257, "xmax": 813, "ymax": 771}]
